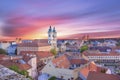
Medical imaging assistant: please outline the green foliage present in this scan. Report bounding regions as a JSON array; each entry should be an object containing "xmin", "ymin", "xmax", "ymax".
[
  {"xmin": 48, "ymin": 76, "xmax": 56, "ymax": 80},
  {"xmin": 50, "ymin": 48, "xmax": 57, "ymax": 55},
  {"xmin": 9, "ymin": 65, "xmax": 20, "ymax": 72},
  {"xmin": 80, "ymin": 45, "xmax": 88, "ymax": 53},
  {"xmin": 19, "ymin": 70, "xmax": 28, "ymax": 76},
  {"xmin": 9, "ymin": 65, "xmax": 29, "ymax": 77},
  {"xmin": 0, "ymin": 48, "xmax": 7, "ymax": 54}
]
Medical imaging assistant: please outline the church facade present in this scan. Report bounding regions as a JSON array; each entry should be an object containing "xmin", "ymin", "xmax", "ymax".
[{"xmin": 48, "ymin": 26, "xmax": 57, "ymax": 49}]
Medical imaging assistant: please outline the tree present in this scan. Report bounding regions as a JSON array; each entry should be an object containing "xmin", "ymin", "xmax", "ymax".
[
  {"xmin": 9, "ymin": 65, "xmax": 33, "ymax": 79},
  {"xmin": 9, "ymin": 65, "xmax": 28, "ymax": 75},
  {"xmin": 80, "ymin": 45, "xmax": 88, "ymax": 53},
  {"xmin": 48, "ymin": 76, "xmax": 56, "ymax": 80},
  {"xmin": 9, "ymin": 65, "xmax": 20, "ymax": 72},
  {"xmin": 0, "ymin": 48, "xmax": 7, "ymax": 54},
  {"xmin": 50, "ymin": 48, "xmax": 57, "ymax": 56},
  {"xmin": 20, "ymin": 70, "xmax": 28, "ymax": 77}
]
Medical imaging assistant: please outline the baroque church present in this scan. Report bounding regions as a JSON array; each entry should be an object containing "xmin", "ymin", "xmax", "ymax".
[{"xmin": 48, "ymin": 26, "xmax": 57, "ymax": 49}]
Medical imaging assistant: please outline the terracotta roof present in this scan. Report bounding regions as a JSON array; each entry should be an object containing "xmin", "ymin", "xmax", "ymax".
[
  {"xmin": 22, "ymin": 54, "xmax": 32, "ymax": 62},
  {"xmin": 0, "ymin": 54, "xmax": 8, "ymax": 60},
  {"xmin": 0, "ymin": 54, "xmax": 31, "ymax": 70},
  {"xmin": 87, "ymin": 71, "xmax": 120, "ymax": 80},
  {"xmin": 36, "ymin": 51, "xmax": 54, "ymax": 58},
  {"xmin": 80, "ymin": 62, "xmax": 107, "ymax": 78},
  {"xmin": 18, "ymin": 42, "xmax": 50, "ymax": 47},
  {"xmin": 52, "ymin": 52, "xmax": 89, "ymax": 69},
  {"xmin": 52, "ymin": 55, "xmax": 71, "ymax": 68},
  {"xmin": 0, "ymin": 60, "xmax": 31, "ymax": 70},
  {"xmin": 80, "ymin": 66, "xmax": 90, "ymax": 78},
  {"xmin": 18, "ymin": 64, "xmax": 31, "ymax": 70},
  {"xmin": 70, "ymin": 59, "xmax": 88, "ymax": 65},
  {"xmin": 20, "ymin": 51, "xmax": 54, "ymax": 59}
]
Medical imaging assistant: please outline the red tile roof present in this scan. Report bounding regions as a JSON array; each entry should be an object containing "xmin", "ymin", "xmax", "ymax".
[
  {"xmin": 20, "ymin": 51, "xmax": 54, "ymax": 59},
  {"xmin": 87, "ymin": 71, "xmax": 120, "ymax": 80},
  {"xmin": 22, "ymin": 54, "xmax": 32, "ymax": 62},
  {"xmin": 52, "ymin": 53, "xmax": 89, "ymax": 69},
  {"xmin": 18, "ymin": 42, "xmax": 50, "ymax": 47},
  {"xmin": 0, "ymin": 54, "xmax": 8, "ymax": 60},
  {"xmin": 36, "ymin": 51, "xmax": 54, "ymax": 58},
  {"xmin": 70, "ymin": 59, "xmax": 88, "ymax": 65},
  {"xmin": 80, "ymin": 62, "xmax": 107, "ymax": 78},
  {"xmin": 0, "ymin": 54, "xmax": 31, "ymax": 70},
  {"xmin": 0, "ymin": 60, "xmax": 31, "ymax": 70},
  {"xmin": 18, "ymin": 64, "xmax": 31, "ymax": 70},
  {"xmin": 52, "ymin": 55, "xmax": 71, "ymax": 68}
]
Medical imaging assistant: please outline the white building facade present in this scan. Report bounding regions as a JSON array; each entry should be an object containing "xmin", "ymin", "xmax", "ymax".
[
  {"xmin": 41, "ymin": 62, "xmax": 78, "ymax": 80},
  {"xmin": 48, "ymin": 26, "xmax": 57, "ymax": 49}
]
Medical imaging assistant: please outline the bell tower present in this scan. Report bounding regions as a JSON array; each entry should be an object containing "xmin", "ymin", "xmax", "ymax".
[
  {"xmin": 48, "ymin": 26, "xmax": 57, "ymax": 48},
  {"xmin": 52, "ymin": 27, "xmax": 57, "ymax": 48},
  {"xmin": 48, "ymin": 26, "xmax": 52, "ymax": 45}
]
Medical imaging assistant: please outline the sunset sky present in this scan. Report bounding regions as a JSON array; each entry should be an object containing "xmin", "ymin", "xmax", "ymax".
[{"xmin": 0, "ymin": 0, "xmax": 120, "ymax": 40}]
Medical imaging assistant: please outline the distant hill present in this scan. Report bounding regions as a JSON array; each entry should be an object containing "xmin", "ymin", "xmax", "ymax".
[{"xmin": 60, "ymin": 30, "xmax": 120, "ymax": 39}]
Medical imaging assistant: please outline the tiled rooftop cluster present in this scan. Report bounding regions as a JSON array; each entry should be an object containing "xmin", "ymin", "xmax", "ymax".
[
  {"xmin": 0, "ymin": 65, "xmax": 30, "ymax": 80},
  {"xmin": 87, "ymin": 71, "xmax": 120, "ymax": 80},
  {"xmin": 0, "ymin": 54, "xmax": 32, "ymax": 71},
  {"xmin": 18, "ymin": 39, "xmax": 49, "ymax": 47},
  {"xmin": 52, "ymin": 54, "xmax": 88, "ymax": 69}
]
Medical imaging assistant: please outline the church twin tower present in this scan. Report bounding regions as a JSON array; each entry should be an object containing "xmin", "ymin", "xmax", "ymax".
[{"xmin": 48, "ymin": 26, "xmax": 57, "ymax": 48}]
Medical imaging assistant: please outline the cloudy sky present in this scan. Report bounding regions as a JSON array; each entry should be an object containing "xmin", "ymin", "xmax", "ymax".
[{"xmin": 0, "ymin": 0, "xmax": 120, "ymax": 39}]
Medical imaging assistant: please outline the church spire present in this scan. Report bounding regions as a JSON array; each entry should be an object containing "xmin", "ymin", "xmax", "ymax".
[
  {"xmin": 53, "ymin": 27, "xmax": 56, "ymax": 32},
  {"xmin": 50, "ymin": 26, "xmax": 51, "ymax": 29},
  {"xmin": 48, "ymin": 26, "xmax": 52, "ymax": 32},
  {"xmin": 48, "ymin": 26, "xmax": 57, "ymax": 48}
]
